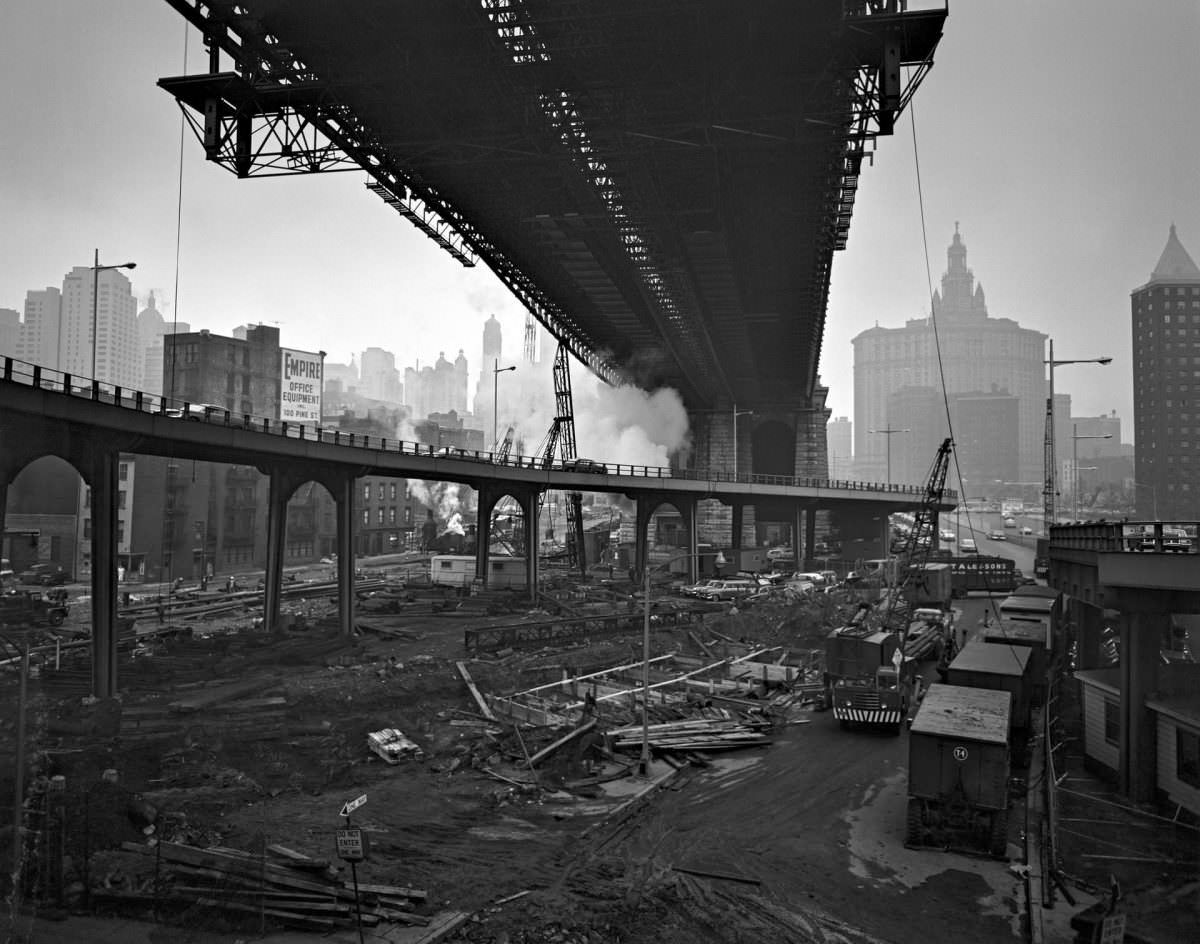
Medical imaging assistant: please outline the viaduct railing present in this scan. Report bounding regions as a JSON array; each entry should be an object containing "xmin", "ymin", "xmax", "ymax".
[{"xmin": 1, "ymin": 356, "xmax": 949, "ymax": 498}]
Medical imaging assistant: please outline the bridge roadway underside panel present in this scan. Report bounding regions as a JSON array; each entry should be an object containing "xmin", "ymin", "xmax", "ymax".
[{"xmin": 161, "ymin": 1, "xmax": 946, "ymax": 409}]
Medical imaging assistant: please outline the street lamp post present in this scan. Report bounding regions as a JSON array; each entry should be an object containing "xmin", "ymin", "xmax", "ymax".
[
  {"xmin": 492, "ymin": 359, "xmax": 516, "ymax": 449},
  {"xmin": 1071, "ymin": 425, "xmax": 1113, "ymax": 521},
  {"xmin": 640, "ymin": 549, "xmax": 726, "ymax": 774},
  {"xmin": 732, "ymin": 404, "xmax": 753, "ymax": 479},
  {"xmin": 91, "ymin": 249, "xmax": 137, "ymax": 381},
  {"xmin": 868, "ymin": 426, "xmax": 910, "ymax": 486},
  {"xmin": 1043, "ymin": 340, "xmax": 1111, "ymax": 531}
]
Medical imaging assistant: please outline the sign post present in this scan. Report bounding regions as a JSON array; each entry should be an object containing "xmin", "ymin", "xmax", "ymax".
[{"xmin": 336, "ymin": 795, "xmax": 368, "ymax": 944}]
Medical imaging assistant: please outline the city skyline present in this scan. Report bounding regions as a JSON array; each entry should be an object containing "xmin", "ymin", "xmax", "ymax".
[{"xmin": 2, "ymin": 2, "xmax": 1198, "ymax": 440}]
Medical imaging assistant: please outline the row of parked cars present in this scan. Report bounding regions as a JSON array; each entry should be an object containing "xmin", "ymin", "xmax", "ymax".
[{"xmin": 679, "ymin": 569, "xmax": 840, "ymax": 602}]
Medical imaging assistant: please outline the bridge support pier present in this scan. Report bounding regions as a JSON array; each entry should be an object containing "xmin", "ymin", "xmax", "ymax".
[
  {"xmin": 333, "ymin": 474, "xmax": 356, "ymax": 635},
  {"xmin": 730, "ymin": 502, "xmax": 744, "ymax": 556},
  {"xmin": 263, "ymin": 473, "xmax": 290, "ymax": 635},
  {"xmin": 88, "ymin": 449, "xmax": 121, "ymax": 698},
  {"xmin": 1120, "ymin": 610, "xmax": 1165, "ymax": 803},
  {"xmin": 635, "ymin": 494, "xmax": 697, "ymax": 582},
  {"xmin": 474, "ymin": 484, "xmax": 540, "ymax": 602},
  {"xmin": 519, "ymin": 490, "xmax": 540, "ymax": 602}
]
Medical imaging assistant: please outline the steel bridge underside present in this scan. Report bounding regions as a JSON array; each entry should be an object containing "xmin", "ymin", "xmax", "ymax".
[{"xmin": 159, "ymin": 0, "xmax": 945, "ymax": 412}]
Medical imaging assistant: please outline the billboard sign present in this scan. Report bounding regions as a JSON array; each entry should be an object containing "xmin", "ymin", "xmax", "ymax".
[{"xmin": 280, "ymin": 347, "xmax": 324, "ymax": 423}]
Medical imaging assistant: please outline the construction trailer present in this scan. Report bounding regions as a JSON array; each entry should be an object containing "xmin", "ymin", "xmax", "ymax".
[
  {"xmin": 430, "ymin": 554, "xmax": 527, "ymax": 589},
  {"xmin": 906, "ymin": 683, "xmax": 1012, "ymax": 858},
  {"xmin": 984, "ymin": 619, "xmax": 1050, "ymax": 706},
  {"xmin": 946, "ymin": 640, "xmax": 1034, "ymax": 761},
  {"xmin": 824, "ymin": 624, "xmax": 918, "ymax": 733},
  {"xmin": 997, "ymin": 587, "xmax": 1063, "ymax": 654}
]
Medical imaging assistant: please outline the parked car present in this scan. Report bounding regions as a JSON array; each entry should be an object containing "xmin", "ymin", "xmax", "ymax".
[
  {"xmin": 679, "ymin": 578, "xmax": 722, "ymax": 598},
  {"xmin": 165, "ymin": 402, "xmax": 227, "ymax": 421},
  {"xmin": 696, "ymin": 578, "xmax": 758, "ymax": 601},
  {"xmin": 562, "ymin": 457, "xmax": 608, "ymax": 474},
  {"xmin": 958, "ymin": 538, "xmax": 978, "ymax": 554},
  {"xmin": 18, "ymin": 562, "xmax": 70, "ymax": 586}
]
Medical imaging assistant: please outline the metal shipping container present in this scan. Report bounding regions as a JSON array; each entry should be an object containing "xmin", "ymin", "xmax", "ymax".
[
  {"xmin": 946, "ymin": 640, "xmax": 1032, "ymax": 733},
  {"xmin": 907, "ymin": 684, "xmax": 1012, "ymax": 856}
]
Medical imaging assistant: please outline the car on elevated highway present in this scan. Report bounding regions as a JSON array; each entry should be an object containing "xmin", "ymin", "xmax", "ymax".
[
  {"xmin": 165, "ymin": 402, "xmax": 227, "ymax": 421},
  {"xmin": 561, "ymin": 458, "xmax": 608, "ymax": 474}
]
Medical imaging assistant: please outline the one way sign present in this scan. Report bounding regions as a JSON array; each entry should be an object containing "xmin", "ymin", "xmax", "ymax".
[{"xmin": 340, "ymin": 794, "xmax": 367, "ymax": 817}]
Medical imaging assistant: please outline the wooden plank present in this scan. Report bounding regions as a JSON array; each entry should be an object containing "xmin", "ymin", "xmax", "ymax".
[
  {"xmin": 168, "ymin": 677, "xmax": 276, "ymax": 712},
  {"xmin": 688, "ymin": 631, "xmax": 716, "ymax": 659},
  {"xmin": 345, "ymin": 881, "xmax": 428, "ymax": 902},
  {"xmin": 526, "ymin": 720, "xmax": 597, "ymax": 768},
  {"xmin": 455, "ymin": 661, "xmax": 498, "ymax": 721},
  {"xmin": 409, "ymin": 910, "xmax": 471, "ymax": 943}
]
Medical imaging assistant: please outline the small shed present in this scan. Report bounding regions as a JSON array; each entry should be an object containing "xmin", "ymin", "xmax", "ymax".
[
  {"xmin": 1074, "ymin": 668, "xmax": 1122, "ymax": 779},
  {"xmin": 1146, "ymin": 691, "xmax": 1200, "ymax": 819},
  {"xmin": 430, "ymin": 554, "xmax": 527, "ymax": 589}
]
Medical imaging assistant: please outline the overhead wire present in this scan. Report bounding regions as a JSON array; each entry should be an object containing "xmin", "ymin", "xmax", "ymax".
[{"xmin": 906, "ymin": 90, "xmax": 1028, "ymax": 671}]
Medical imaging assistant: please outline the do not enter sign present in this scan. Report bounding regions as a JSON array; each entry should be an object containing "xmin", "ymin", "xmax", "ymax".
[{"xmin": 336, "ymin": 827, "xmax": 369, "ymax": 862}]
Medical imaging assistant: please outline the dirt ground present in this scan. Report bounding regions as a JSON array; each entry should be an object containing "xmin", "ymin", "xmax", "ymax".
[{"xmin": 6, "ymin": 568, "xmax": 1193, "ymax": 943}]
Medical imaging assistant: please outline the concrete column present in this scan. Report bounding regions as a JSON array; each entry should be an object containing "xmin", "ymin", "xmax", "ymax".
[
  {"xmin": 1074, "ymin": 601, "xmax": 1104, "ymax": 671},
  {"xmin": 474, "ymin": 485, "xmax": 502, "ymax": 585},
  {"xmin": 334, "ymin": 475, "xmax": 356, "ymax": 635},
  {"xmin": 1119, "ymin": 611, "xmax": 1164, "ymax": 804},
  {"xmin": 635, "ymin": 497, "xmax": 655, "ymax": 578},
  {"xmin": 88, "ymin": 449, "xmax": 120, "ymax": 698},
  {"xmin": 520, "ymin": 490, "xmax": 540, "ymax": 603},
  {"xmin": 262, "ymin": 472, "xmax": 291, "ymax": 633},
  {"xmin": 731, "ymin": 502, "xmax": 744, "ymax": 550},
  {"xmin": 791, "ymin": 505, "xmax": 804, "ymax": 563},
  {"xmin": 805, "ymin": 507, "xmax": 817, "ymax": 566},
  {"xmin": 679, "ymin": 497, "xmax": 698, "ymax": 584}
]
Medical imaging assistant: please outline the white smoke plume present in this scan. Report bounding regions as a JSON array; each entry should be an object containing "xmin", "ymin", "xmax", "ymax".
[
  {"xmin": 406, "ymin": 479, "xmax": 467, "ymax": 526},
  {"xmin": 490, "ymin": 349, "xmax": 690, "ymax": 468}
]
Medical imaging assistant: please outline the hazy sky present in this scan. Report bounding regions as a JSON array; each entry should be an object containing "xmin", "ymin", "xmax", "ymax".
[{"xmin": 3, "ymin": 1, "xmax": 1198, "ymax": 447}]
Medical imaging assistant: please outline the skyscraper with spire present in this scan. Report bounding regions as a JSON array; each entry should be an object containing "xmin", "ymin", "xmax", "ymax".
[
  {"xmin": 1132, "ymin": 224, "xmax": 1200, "ymax": 519},
  {"xmin": 852, "ymin": 226, "xmax": 1048, "ymax": 488}
]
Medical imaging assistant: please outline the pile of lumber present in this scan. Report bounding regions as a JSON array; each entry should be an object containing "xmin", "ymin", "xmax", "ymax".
[
  {"xmin": 119, "ymin": 678, "xmax": 288, "ymax": 742},
  {"xmin": 118, "ymin": 841, "xmax": 429, "ymax": 932},
  {"xmin": 608, "ymin": 717, "xmax": 771, "ymax": 754}
]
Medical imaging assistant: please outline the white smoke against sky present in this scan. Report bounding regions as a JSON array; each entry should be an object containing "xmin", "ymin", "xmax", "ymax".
[{"xmin": 493, "ymin": 351, "xmax": 691, "ymax": 468}]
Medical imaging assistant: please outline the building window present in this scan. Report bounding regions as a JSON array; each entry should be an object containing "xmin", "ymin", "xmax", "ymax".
[
  {"xmin": 117, "ymin": 490, "xmax": 126, "ymax": 509},
  {"xmin": 363, "ymin": 483, "xmax": 370, "ymax": 502},
  {"xmin": 1103, "ymin": 700, "xmax": 1120, "ymax": 746},
  {"xmin": 389, "ymin": 507, "xmax": 396, "ymax": 524},
  {"xmin": 378, "ymin": 483, "xmax": 385, "ymax": 501},
  {"xmin": 118, "ymin": 462, "xmax": 128, "ymax": 481},
  {"xmin": 1178, "ymin": 728, "xmax": 1200, "ymax": 789},
  {"xmin": 377, "ymin": 508, "xmax": 385, "ymax": 524},
  {"xmin": 389, "ymin": 483, "xmax": 397, "ymax": 500},
  {"xmin": 361, "ymin": 509, "xmax": 369, "ymax": 526}
]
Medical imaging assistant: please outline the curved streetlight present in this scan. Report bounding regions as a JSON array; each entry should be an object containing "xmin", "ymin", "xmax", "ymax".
[
  {"xmin": 492, "ymin": 359, "xmax": 516, "ymax": 449},
  {"xmin": 732, "ymin": 404, "xmax": 753, "ymax": 479},
  {"xmin": 92, "ymin": 249, "xmax": 137, "ymax": 381},
  {"xmin": 640, "ymin": 549, "xmax": 726, "ymax": 774},
  {"xmin": 1071, "ymin": 426, "xmax": 1112, "ymax": 521},
  {"xmin": 868, "ymin": 427, "xmax": 910, "ymax": 486},
  {"xmin": 1043, "ymin": 340, "xmax": 1111, "ymax": 530}
]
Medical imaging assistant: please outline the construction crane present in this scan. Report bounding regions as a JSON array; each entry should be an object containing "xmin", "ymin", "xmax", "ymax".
[
  {"xmin": 881, "ymin": 437, "xmax": 954, "ymax": 638},
  {"xmin": 492, "ymin": 425, "xmax": 514, "ymax": 461},
  {"xmin": 532, "ymin": 344, "xmax": 587, "ymax": 576}
]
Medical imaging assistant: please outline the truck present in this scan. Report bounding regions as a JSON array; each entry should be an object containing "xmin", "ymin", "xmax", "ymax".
[
  {"xmin": 0, "ymin": 589, "xmax": 69, "ymax": 629},
  {"xmin": 946, "ymin": 639, "xmax": 1033, "ymax": 762},
  {"xmin": 906, "ymin": 683, "xmax": 1013, "ymax": 857},
  {"xmin": 948, "ymin": 555, "xmax": 1017, "ymax": 598},
  {"xmin": 824, "ymin": 623, "xmax": 919, "ymax": 734}
]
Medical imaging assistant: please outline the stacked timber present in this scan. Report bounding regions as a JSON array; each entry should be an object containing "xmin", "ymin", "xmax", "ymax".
[
  {"xmin": 119, "ymin": 678, "xmax": 288, "ymax": 742},
  {"xmin": 117, "ymin": 841, "xmax": 429, "ymax": 931},
  {"xmin": 608, "ymin": 717, "xmax": 771, "ymax": 753}
]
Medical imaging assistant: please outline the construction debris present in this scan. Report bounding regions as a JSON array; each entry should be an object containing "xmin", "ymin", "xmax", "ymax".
[{"xmin": 367, "ymin": 727, "xmax": 425, "ymax": 763}]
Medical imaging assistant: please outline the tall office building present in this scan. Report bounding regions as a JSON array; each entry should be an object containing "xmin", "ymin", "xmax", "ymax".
[
  {"xmin": 360, "ymin": 346, "xmax": 403, "ymax": 405},
  {"xmin": 62, "ymin": 266, "xmax": 140, "ymax": 387},
  {"xmin": 852, "ymin": 227, "xmax": 1047, "ymax": 486},
  {"xmin": 826, "ymin": 416, "xmax": 852, "ymax": 480},
  {"xmin": 1132, "ymin": 224, "xmax": 1200, "ymax": 519},
  {"xmin": 406, "ymin": 351, "xmax": 468, "ymax": 421},
  {"xmin": 17, "ymin": 287, "xmax": 63, "ymax": 368},
  {"xmin": 0, "ymin": 308, "xmax": 19, "ymax": 359},
  {"xmin": 474, "ymin": 314, "xmax": 505, "ymax": 426},
  {"xmin": 138, "ymin": 292, "xmax": 191, "ymax": 396}
]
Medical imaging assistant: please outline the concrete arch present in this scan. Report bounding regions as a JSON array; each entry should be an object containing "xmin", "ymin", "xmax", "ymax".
[{"xmin": 635, "ymin": 493, "xmax": 698, "ymax": 583}]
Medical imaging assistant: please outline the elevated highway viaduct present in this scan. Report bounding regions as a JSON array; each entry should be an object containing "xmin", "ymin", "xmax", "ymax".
[{"xmin": 1, "ymin": 359, "xmax": 953, "ymax": 697}]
